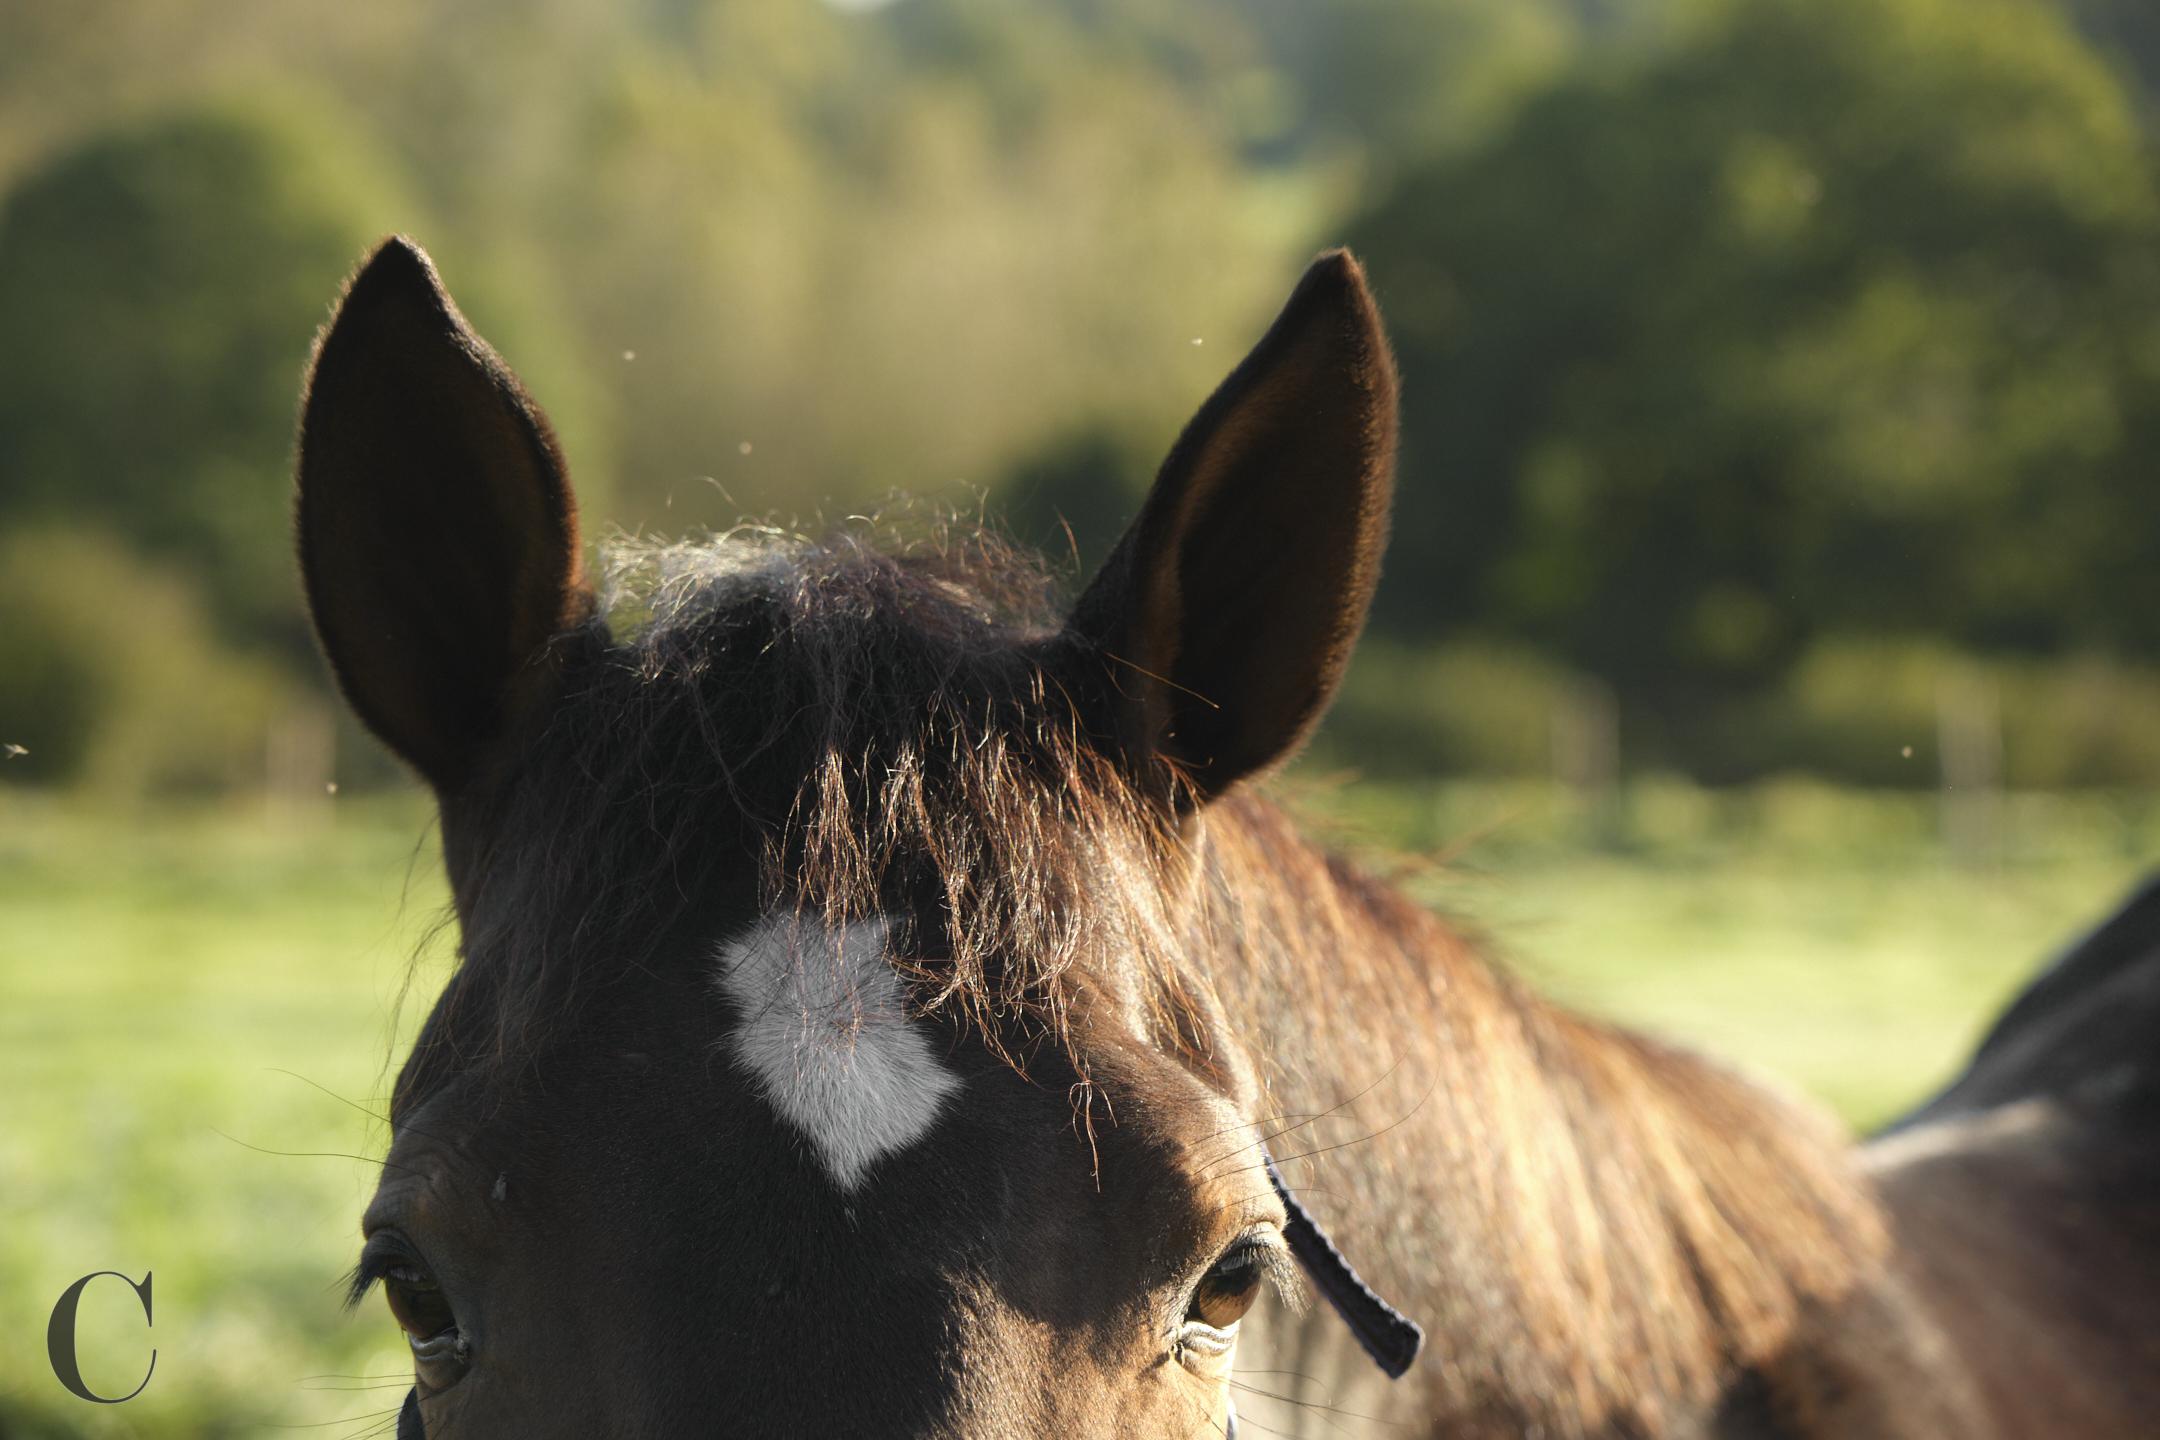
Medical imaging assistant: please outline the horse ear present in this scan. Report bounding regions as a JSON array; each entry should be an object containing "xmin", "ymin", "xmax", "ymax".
[
  {"xmin": 296, "ymin": 237, "xmax": 591, "ymax": 793},
  {"xmin": 1067, "ymin": 250, "xmax": 1397, "ymax": 802}
]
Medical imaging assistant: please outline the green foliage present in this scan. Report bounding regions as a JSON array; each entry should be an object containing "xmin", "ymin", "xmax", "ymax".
[
  {"xmin": 0, "ymin": 99, "xmax": 409, "ymax": 644},
  {"xmin": 0, "ymin": 528, "xmax": 291, "ymax": 795},
  {"xmin": 1315, "ymin": 638, "xmax": 1586, "ymax": 777},
  {"xmin": 2063, "ymin": 0, "xmax": 2160, "ymax": 119},
  {"xmin": 1240, "ymin": 0, "xmax": 1584, "ymax": 164},
  {"xmin": 996, "ymin": 424, "xmax": 1159, "ymax": 576},
  {"xmin": 8, "ymin": 0, "xmax": 2160, "ymax": 794},
  {"xmin": 1313, "ymin": 631, "xmax": 2160, "ymax": 789},
  {"xmin": 548, "ymin": 0, "xmax": 1294, "ymax": 532},
  {"xmin": 1763, "ymin": 638, "xmax": 2160, "ymax": 788},
  {"xmin": 1354, "ymin": 0, "xmax": 2160, "ymax": 706}
]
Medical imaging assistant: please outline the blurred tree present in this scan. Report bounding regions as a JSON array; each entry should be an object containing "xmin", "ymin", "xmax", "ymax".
[
  {"xmin": 996, "ymin": 424, "xmax": 1157, "ymax": 578},
  {"xmin": 0, "ymin": 0, "xmax": 1596, "ymax": 604},
  {"xmin": 0, "ymin": 96, "xmax": 605, "ymax": 655},
  {"xmin": 0, "ymin": 99, "xmax": 407, "ymax": 647},
  {"xmin": 1353, "ymin": 0, "xmax": 2160, "ymax": 755},
  {"xmin": 549, "ymin": 0, "xmax": 1291, "ymax": 534},
  {"xmin": 1240, "ymin": 0, "xmax": 1582, "ymax": 168},
  {"xmin": 0, "ymin": 527, "xmax": 288, "ymax": 792},
  {"xmin": 2060, "ymin": 0, "xmax": 2160, "ymax": 120},
  {"xmin": 8, "ymin": 0, "xmax": 2160, "ymax": 792}
]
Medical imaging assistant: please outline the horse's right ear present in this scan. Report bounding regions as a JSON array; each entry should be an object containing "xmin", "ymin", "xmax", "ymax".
[
  {"xmin": 296, "ymin": 237, "xmax": 590, "ymax": 793},
  {"xmin": 1065, "ymin": 250, "xmax": 1397, "ymax": 804}
]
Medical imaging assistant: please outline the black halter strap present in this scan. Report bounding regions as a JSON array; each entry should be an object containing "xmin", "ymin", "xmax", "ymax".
[
  {"xmin": 1225, "ymin": 1150, "xmax": 1424, "ymax": 1438},
  {"xmin": 1263, "ymin": 1147, "xmax": 1425, "ymax": 1379}
]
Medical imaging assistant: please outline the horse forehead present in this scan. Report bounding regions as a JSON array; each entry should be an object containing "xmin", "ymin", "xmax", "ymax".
[{"xmin": 712, "ymin": 912, "xmax": 964, "ymax": 1192}]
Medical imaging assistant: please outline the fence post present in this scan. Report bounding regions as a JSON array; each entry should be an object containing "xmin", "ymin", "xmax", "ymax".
[
  {"xmin": 1553, "ymin": 675, "xmax": 1621, "ymax": 844},
  {"xmin": 1937, "ymin": 665, "xmax": 2002, "ymax": 866},
  {"xmin": 265, "ymin": 695, "xmax": 335, "ymax": 831}
]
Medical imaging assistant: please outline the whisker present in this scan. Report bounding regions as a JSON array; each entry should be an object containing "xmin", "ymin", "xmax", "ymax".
[
  {"xmin": 266, "ymin": 1066, "xmax": 467, "ymax": 1155},
  {"xmin": 210, "ymin": 1128, "xmax": 418, "ymax": 1175},
  {"xmin": 1195, "ymin": 1057, "xmax": 1411, "ymax": 1181},
  {"xmin": 267, "ymin": 1068, "xmax": 395, "ymax": 1125},
  {"xmin": 1175, "ymin": 1388, "xmax": 1238, "ymax": 1440},
  {"xmin": 1200, "ymin": 1185, "xmax": 1352, "ymax": 1236},
  {"xmin": 258, "ymin": 1404, "xmax": 405, "ymax": 1431},
  {"xmin": 1190, "ymin": 1108, "xmax": 1335, "ymax": 1147},
  {"xmin": 1229, "ymin": 1374, "xmax": 1401, "ymax": 1429},
  {"xmin": 337, "ymin": 1415, "xmax": 404, "ymax": 1440},
  {"xmin": 1210, "ymin": 1403, "xmax": 1301, "ymax": 1439},
  {"xmin": 1251, "ymin": 1057, "xmax": 1408, "ymax": 1146},
  {"xmin": 1212, "ymin": 1075, "xmax": 1438, "ymax": 1187}
]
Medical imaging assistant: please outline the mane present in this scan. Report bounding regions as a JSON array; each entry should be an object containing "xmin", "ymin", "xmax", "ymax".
[
  {"xmin": 1203, "ymin": 804, "xmax": 1889, "ymax": 1432},
  {"xmin": 402, "ymin": 516, "xmax": 1198, "ymax": 1108}
]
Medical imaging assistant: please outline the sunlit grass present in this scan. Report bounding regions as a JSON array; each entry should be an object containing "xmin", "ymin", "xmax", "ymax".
[
  {"xmin": 1, "ymin": 779, "xmax": 2150, "ymax": 1432},
  {"xmin": 0, "ymin": 791, "xmax": 446, "ymax": 1438}
]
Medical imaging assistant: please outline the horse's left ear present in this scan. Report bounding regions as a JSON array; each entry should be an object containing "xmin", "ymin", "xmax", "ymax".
[
  {"xmin": 296, "ymin": 237, "xmax": 591, "ymax": 793},
  {"xmin": 1066, "ymin": 250, "xmax": 1397, "ymax": 802}
]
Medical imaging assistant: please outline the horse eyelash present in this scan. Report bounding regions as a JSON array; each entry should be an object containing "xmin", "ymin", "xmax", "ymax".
[
  {"xmin": 342, "ymin": 1259, "xmax": 383, "ymax": 1312},
  {"xmin": 1200, "ymin": 1230, "xmax": 1308, "ymax": 1320},
  {"xmin": 344, "ymin": 1234, "xmax": 425, "ymax": 1311},
  {"xmin": 1251, "ymin": 1236, "xmax": 1310, "ymax": 1316}
]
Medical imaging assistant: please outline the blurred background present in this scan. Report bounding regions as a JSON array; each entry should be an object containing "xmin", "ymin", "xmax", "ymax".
[{"xmin": 6, "ymin": 0, "xmax": 2160, "ymax": 1431}]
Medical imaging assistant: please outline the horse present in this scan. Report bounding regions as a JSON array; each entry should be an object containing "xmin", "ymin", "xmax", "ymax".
[{"xmin": 295, "ymin": 236, "xmax": 2160, "ymax": 1438}]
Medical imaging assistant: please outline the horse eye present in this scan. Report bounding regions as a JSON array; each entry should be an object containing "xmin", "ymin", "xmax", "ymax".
[
  {"xmin": 387, "ymin": 1270, "xmax": 471, "ymax": 1391},
  {"xmin": 1188, "ymin": 1242, "xmax": 1267, "ymax": 1331},
  {"xmin": 383, "ymin": 1265, "xmax": 471, "ymax": 1391},
  {"xmin": 354, "ymin": 1234, "xmax": 473, "ymax": 1391},
  {"xmin": 384, "ymin": 1264, "xmax": 456, "ymax": 1341}
]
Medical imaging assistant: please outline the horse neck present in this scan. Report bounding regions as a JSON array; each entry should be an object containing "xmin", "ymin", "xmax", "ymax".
[{"xmin": 1197, "ymin": 794, "xmax": 1895, "ymax": 1433}]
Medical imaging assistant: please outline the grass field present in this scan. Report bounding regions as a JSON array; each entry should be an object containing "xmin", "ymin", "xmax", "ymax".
[{"xmin": 3, "ymin": 778, "xmax": 2155, "ymax": 1436}]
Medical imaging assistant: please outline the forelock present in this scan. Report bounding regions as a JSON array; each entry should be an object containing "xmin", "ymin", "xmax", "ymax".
[{"xmin": 402, "ymin": 516, "xmax": 1209, "ymax": 1111}]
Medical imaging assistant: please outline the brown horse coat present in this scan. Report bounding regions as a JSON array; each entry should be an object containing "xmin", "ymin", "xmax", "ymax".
[{"xmin": 296, "ymin": 237, "xmax": 2160, "ymax": 1439}]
